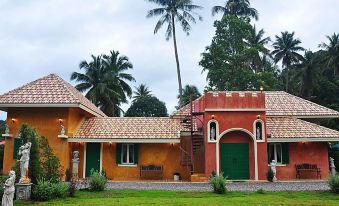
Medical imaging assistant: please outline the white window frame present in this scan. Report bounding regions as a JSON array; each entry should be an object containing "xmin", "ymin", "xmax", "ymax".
[
  {"xmin": 269, "ymin": 143, "xmax": 283, "ymax": 165},
  {"xmin": 207, "ymin": 119, "xmax": 219, "ymax": 143},
  {"xmin": 121, "ymin": 143, "xmax": 135, "ymax": 165},
  {"xmin": 253, "ymin": 119, "xmax": 265, "ymax": 142}
]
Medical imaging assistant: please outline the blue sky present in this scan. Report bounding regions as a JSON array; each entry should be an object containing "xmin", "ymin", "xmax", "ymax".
[{"xmin": 1, "ymin": 0, "xmax": 339, "ymax": 120}]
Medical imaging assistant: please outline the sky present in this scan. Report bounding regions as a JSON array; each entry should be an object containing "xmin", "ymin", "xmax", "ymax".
[{"xmin": 0, "ymin": 0, "xmax": 339, "ymax": 120}]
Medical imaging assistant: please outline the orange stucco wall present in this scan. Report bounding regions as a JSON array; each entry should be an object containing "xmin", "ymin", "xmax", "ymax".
[
  {"xmin": 2, "ymin": 107, "xmax": 90, "ymax": 177},
  {"xmin": 276, "ymin": 142, "xmax": 329, "ymax": 180}
]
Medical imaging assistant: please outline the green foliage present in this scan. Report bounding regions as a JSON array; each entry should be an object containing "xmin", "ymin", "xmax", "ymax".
[
  {"xmin": 0, "ymin": 176, "xmax": 7, "ymax": 197},
  {"xmin": 328, "ymin": 174, "xmax": 339, "ymax": 194},
  {"xmin": 179, "ymin": 85, "xmax": 201, "ymax": 106},
  {"xmin": 256, "ymin": 188, "xmax": 265, "ymax": 194},
  {"xmin": 52, "ymin": 182, "xmax": 70, "ymax": 198},
  {"xmin": 212, "ymin": 0, "xmax": 259, "ymax": 20},
  {"xmin": 69, "ymin": 179, "xmax": 77, "ymax": 197},
  {"xmin": 65, "ymin": 168, "xmax": 72, "ymax": 182},
  {"xmin": 210, "ymin": 173, "xmax": 227, "ymax": 194},
  {"xmin": 125, "ymin": 96, "xmax": 168, "ymax": 117},
  {"xmin": 88, "ymin": 170, "xmax": 107, "ymax": 191},
  {"xmin": 329, "ymin": 148, "xmax": 339, "ymax": 172},
  {"xmin": 266, "ymin": 168, "xmax": 274, "ymax": 182},
  {"xmin": 39, "ymin": 136, "xmax": 61, "ymax": 182},
  {"xmin": 32, "ymin": 178, "xmax": 54, "ymax": 201},
  {"xmin": 133, "ymin": 84, "xmax": 152, "ymax": 101},
  {"xmin": 0, "ymin": 120, "xmax": 5, "ymax": 134}
]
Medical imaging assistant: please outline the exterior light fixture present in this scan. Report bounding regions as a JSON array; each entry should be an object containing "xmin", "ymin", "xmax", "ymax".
[
  {"xmin": 211, "ymin": 115, "xmax": 215, "ymax": 119},
  {"xmin": 256, "ymin": 115, "xmax": 261, "ymax": 119},
  {"xmin": 260, "ymin": 86, "xmax": 264, "ymax": 92},
  {"xmin": 11, "ymin": 118, "xmax": 16, "ymax": 123},
  {"xmin": 58, "ymin": 119, "xmax": 63, "ymax": 124}
]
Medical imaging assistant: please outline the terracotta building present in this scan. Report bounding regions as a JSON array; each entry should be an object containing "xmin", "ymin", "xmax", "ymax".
[{"xmin": 1, "ymin": 74, "xmax": 339, "ymax": 181}]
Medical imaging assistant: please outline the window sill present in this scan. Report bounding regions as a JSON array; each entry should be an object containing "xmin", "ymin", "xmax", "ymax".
[
  {"xmin": 268, "ymin": 164, "xmax": 287, "ymax": 167},
  {"xmin": 118, "ymin": 164, "xmax": 137, "ymax": 167}
]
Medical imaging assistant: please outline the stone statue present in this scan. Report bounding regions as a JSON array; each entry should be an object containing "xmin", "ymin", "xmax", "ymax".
[
  {"xmin": 60, "ymin": 125, "xmax": 65, "ymax": 136},
  {"xmin": 256, "ymin": 126, "xmax": 261, "ymax": 140},
  {"xmin": 72, "ymin": 151, "xmax": 80, "ymax": 180},
  {"xmin": 210, "ymin": 127, "xmax": 216, "ymax": 141},
  {"xmin": 1, "ymin": 170, "xmax": 15, "ymax": 206},
  {"xmin": 270, "ymin": 160, "xmax": 277, "ymax": 182},
  {"xmin": 330, "ymin": 157, "xmax": 336, "ymax": 176},
  {"xmin": 18, "ymin": 142, "xmax": 32, "ymax": 184},
  {"xmin": 4, "ymin": 124, "xmax": 9, "ymax": 135}
]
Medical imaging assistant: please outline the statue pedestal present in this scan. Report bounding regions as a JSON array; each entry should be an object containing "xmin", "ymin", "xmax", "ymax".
[{"xmin": 15, "ymin": 183, "xmax": 32, "ymax": 200}]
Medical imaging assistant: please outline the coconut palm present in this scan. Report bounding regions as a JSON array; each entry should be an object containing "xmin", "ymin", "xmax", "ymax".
[
  {"xmin": 179, "ymin": 84, "xmax": 201, "ymax": 106},
  {"xmin": 146, "ymin": 0, "xmax": 203, "ymax": 106},
  {"xmin": 271, "ymin": 31, "xmax": 304, "ymax": 92},
  {"xmin": 212, "ymin": 0, "xmax": 258, "ymax": 20},
  {"xmin": 71, "ymin": 50, "xmax": 135, "ymax": 116},
  {"xmin": 133, "ymin": 84, "xmax": 152, "ymax": 101},
  {"xmin": 319, "ymin": 33, "xmax": 339, "ymax": 76}
]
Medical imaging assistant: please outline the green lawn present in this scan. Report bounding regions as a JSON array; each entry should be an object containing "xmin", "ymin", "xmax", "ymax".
[{"xmin": 15, "ymin": 190, "xmax": 339, "ymax": 206}]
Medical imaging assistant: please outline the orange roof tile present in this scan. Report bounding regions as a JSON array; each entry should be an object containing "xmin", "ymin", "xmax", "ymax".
[{"xmin": 0, "ymin": 74, "xmax": 106, "ymax": 117}]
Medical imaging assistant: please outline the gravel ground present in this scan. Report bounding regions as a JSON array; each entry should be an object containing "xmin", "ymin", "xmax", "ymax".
[{"xmin": 104, "ymin": 181, "xmax": 330, "ymax": 192}]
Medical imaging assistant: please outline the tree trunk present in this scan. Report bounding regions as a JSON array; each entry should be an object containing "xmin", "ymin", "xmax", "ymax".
[
  {"xmin": 285, "ymin": 66, "xmax": 289, "ymax": 92},
  {"xmin": 171, "ymin": 14, "xmax": 183, "ymax": 107}
]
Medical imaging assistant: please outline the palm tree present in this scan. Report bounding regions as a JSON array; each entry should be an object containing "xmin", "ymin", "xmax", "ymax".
[
  {"xmin": 212, "ymin": 0, "xmax": 258, "ymax": 20},
  {"xmin": 146, "ymin": 0, "xmax": 203, "ymax": 107},
  {"xmin": 133, "ymin": 84, "xmax": 152, "ymax": 101},
  {"xmin": 71, "ymin": 50, "xmax": 135, "ymax": 116},
  {"xmin": 271, "ymin": 31, "xmax": 304, "ymax": 92},
  {"xmin": 179, "ymin": 84, "xmax": 201, "ymax": 106},
  {"xmin": 319, "ymin": 33, "xmax": 339, "ymax": 77},
  {"xmin": 247, "ymin": 25, "xmax": 271, "ymax": 72}
]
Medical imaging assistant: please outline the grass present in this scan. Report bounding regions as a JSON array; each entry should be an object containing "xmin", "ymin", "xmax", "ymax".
[{"xmin": 15, "ymin": 190, "xmax": 339, "ymax": 206}]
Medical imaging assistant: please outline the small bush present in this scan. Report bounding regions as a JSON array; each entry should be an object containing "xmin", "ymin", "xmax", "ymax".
[
  {"xmin": 328, "ymin": 174, "xmax": 339, "ymax": 194},
  {"xmin": 266, "ymin": 168, "xmax": 274, "ymax": 182},
  {"xmin": 88, "ymin": 170, "xmax": 107, "ymax": 191},
  {"xmin": 210, "ymin": 173, "xmax": 227, "ymax": 194},
  {"xmin": 65, "ymin": 168, "xmax": 72, "ymax": 182},
  {"xmin": 52, "ymin": 182, "xmax": 70, "ymax": 198},
  {"xmin": 256, "ymin": 188, "xmax": 265, "ymax": 194},
  {"xmin": 69, "ymin": 180, "xmax": 77, "ymax": 197},
  {"xmin": 32, "ymin": 179, "xmax": 53, "ymax": 201}
]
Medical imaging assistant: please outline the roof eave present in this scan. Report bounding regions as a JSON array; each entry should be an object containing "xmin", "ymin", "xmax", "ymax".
[
  {"xmin": 68, "ymin": 138, "xmax": 180, "ymax": 143},
  {"xmin": 268, "ymin": 137, "xmax": 339, "ymax": 143}
]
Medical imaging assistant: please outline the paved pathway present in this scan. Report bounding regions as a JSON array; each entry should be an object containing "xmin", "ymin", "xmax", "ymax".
[{"xmin": 106, "ymin": 181, "xmax": 330, "ymax": 192}]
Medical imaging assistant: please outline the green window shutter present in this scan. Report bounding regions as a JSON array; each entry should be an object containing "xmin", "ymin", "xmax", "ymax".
[
  {"xmin": 116, "ymin": 143, "xmax": 121, "ymax": 165},
  {"xmin": 134, "ymin": 144, "xmax": 139, "ymax": 164},
  {"xmin": 13, "ymin": 138, "xmax": 23, "ymax": 160},
  {"xmin": 282, "ymin": 143, "xmax": 289, "ymax": 164}
]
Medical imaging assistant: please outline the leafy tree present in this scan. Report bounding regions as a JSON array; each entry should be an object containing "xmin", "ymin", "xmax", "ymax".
[
  {"xmin": 39, "ymin": 137, "xmax": 61, "ymax": 183},
  {"xmin": 179, "ymin": 85, "xmax": 201, "ymax": 106},
  {"xmin": 71, "ymin": 50, "xmax": 135, "ymax": 116},
  {"xmin": 146, "ymin": 0, "xmax": 203, "ymax": 106},
  {"xmin": 319, "ymin": 33, "xmax": 339, "ymax": 77},
  {"xmin": 212, "ymin": 0, "xmax": 258, "ymax": 20},
  {"xmin": 133, "ymin": 84, "xmax": 152, "ymax": 101},
  {"xmin": 125, "ymin": 96, "xmax": 168, "ymax": 117},
  {"xmin": 272, "ymin": 31, "xmax": 304, "ymax": 92},
  {"xmin": 0, "ymin": 120, "xmax": 5, "ymax": 135}
]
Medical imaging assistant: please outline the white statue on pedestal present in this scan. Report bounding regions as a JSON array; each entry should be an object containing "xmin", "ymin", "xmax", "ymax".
[
  {"xmin": 4, "ymin": 124, "xmax": 9, "ymax": 135},
  {"xmin": 18, "ymin": 142, "xmax": 32, "ymax": 184},
  {"xmin": 60, "ymin": 125, "xmax": 65, "ymax": 136},
  {"xmin": 1, "ymin": 170, "xmax": 15, "ymax": 206},
  {"xmin": 330, "ymin": 157, "xmax": 336, "ymax": 176},
  {"xmin": 270, "ymin": 160, "xmax": 277, "ymax": 182},
  {"xmin": 72, "ymin": 151, "xmax": 80, "ymax": 180}
]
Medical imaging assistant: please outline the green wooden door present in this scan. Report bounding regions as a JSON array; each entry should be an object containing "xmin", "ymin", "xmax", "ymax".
[
  {"xmin": 221, "ymin": 143, "xmax": 249, "ymax": 180},
  {"xmin": 85, "ymin": 143, "xmax": 101, "ymax": 177}
]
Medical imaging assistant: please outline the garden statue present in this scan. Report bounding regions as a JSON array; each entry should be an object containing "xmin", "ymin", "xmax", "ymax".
[
  {"xmin": 4, "ymin": 124, "xmax": 9, "ymax": 135},
  {"xmin": 330, "ymin": 157, "xmax": 336, "ymax": 176},
  {"xmin": 18, "ymin": 142, "xmax": 32, "ymax": 184},
  {"xmin": 72, "ymin": 151, "xmax": 80, "ymax": 180},
  {"xmin": 60, "ymin": 125, "xmax": 65, "ymax": 136},
  {"xmin": 210, "ymin": 127, "xmax": 216, "ymax": 141},
  {"xmin": 270, "ymin": 160, "xmax": 277, "ymax": 182},
  {"xmin": 1, "ymin": 170, "xmax": 15, "ymax": 206},
  {"xmin": 256, "ymin": 126, "xmax": 261, "ymax": 140}
]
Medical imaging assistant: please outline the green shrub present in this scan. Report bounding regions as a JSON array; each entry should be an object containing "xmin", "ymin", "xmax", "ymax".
[
  {"xmin": 39, "ymin": 136, "xmax": 61, "ymax": 182},
  {"xmin": 65, "ymin": 168, "xmax": 72, "ymax": 182},
  {"xmin": 52, "ymin": 182, "xmax": 70, "ymax": 198},
  {"xmin": 88, "ymin": 170, "xmax": 107, "ymax": 191},
  {"xmin": 256, "ymin": 188, "xmax": 265, "ymax": 194},
  {"xmin": 32, "ymin": 179, "xmax": 53, "ymax": 201},
  {"xmin": 210, "ymin": 173, "xmax": 227, "ymax": 194},
  {"xmin": 69, "ymin": 179, "xmax": 77, "ymax": 197},
  {"xmin": 328, "ymin": 174, "xmax": 339, "ymax": 194},
  {"xmin": 266, "ymin": 168, "xmax": 274, "ymax": 182}
]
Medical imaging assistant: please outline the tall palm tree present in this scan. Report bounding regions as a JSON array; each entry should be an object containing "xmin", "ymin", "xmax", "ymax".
[
  {"xmin": 179, "ymin": 84, "xmax": 201, "ymax": 106},
  {"xmin": 146, "ymin": 0, "xmax": 203, "ymax": 107},
  {"xmin": 71, "ymin": 50, "xmax": 135, "ymax": 116},
  {"xmin": 319, "ymin": 33, "xmax": 339, "ymax": 77},
  {"xmin": 133, "ymin": 84, "xmax": 152, "ymax": 101},
  {"xmin": 247, "ymin": 25, "xmax": 271, "ymax": 72},
  {"xmin": 212, "ymin": 0, "xmax": 258, "ymax": 20},
  {"xmin": 271, "ymin": 31, "xmax": 304, "ymax": 92}
]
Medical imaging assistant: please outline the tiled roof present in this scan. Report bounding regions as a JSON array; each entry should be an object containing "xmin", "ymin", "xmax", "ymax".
[
  {"xmin": 73, "ymin": 117, "xmax": 186, "ymax": 139},
  {"xmin": 0, "ymin": 74, "xmax": 106, "ymax": 117},
  {"xmin": 267, "ymin": 117, "xmax": 339, "ymax": 140}
]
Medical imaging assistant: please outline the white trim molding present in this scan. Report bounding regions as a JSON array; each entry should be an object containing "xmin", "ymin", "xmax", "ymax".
[
  {"xmin": 253, "ymin": 119, "xmax": 265, "ymax": 143},
  {"xmin": 205, "ymin": 108, "xmax": 266, "ymax": 112},
  {"xmin": 268, "ymin": 138, "xmax": 339, "ymax": 143},
  {"xmin": 207, "ymin": 119, "xmax": 219, "ymax": 143},
  {"xmin": 68, "ymin": 138, "xmax": 180, "ymax": 143},
  {"xmin": 217, "ymin": 128, "xmax": 258, "ymax": 181}
]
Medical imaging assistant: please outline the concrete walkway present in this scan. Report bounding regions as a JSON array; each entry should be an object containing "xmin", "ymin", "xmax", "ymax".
[{"xmin": 105, "ymin": 181, "xmax": 330, "ymax": 192}]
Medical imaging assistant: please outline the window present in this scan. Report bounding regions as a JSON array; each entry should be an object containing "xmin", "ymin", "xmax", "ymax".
[
  {"xmin": 268, "ymin": 143, "xmax": 289, "ymax": 165},
  {"xmin": 121, "ymin": 144, "xmax": 135, "ymax": 165},
  {"xmin": 208, "ymin": 120, "xmax": 218, "ymax": 142},
  {"xmin": 255, "ymin": 122, "xmax": 263, "ymax": 140}
]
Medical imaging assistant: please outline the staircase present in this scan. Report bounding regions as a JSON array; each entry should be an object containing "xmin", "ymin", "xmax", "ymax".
[{"xmin": 192, "ymin": 135, "xmax": 204, "ymax": 154}]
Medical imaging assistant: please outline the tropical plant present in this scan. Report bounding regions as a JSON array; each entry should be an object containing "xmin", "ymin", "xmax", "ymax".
[
  {"xmin": 146, "ymin": 0, "xmax": 203, "ymax": 106},
  {"xmin": 179, "ymin": 84, "xmax": 201, "ymax": 106},
  {"xmin": 125, "ymin": 96, "xmax": 168, "ymax": 117},
  {"xmin": 133, "ymin": 84, "xmax": 152, "ymax": 101},
  {"xmin": 272, "ymin": 31, "xmax": 304, "ymax": 92},
  {"xmin": 319, "ymin": 33, "xmax": 339, "ymax": 76},
  {"xmin": 210, "ymin": 173, "xmax": 227, "ymax": 194},
  {"xmin": 212, "ymin": 0, "xmax": 258, "ymax": 20},
  {"xmin": 71, "ymin": 50, "xmax": 135, "ymax": 116},
  {"xmin": 88, "ymin": 170, "xmax": 107, "ymax": 191}
]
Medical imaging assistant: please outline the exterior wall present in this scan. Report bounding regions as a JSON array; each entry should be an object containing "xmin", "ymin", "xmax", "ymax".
[
  {"xmin": 276, "ymin": 142, "xmax": 329, "ymax": 180},
  {"xmin": 3, "ymin": 107, "xmax": 91, "ymax": 177}
]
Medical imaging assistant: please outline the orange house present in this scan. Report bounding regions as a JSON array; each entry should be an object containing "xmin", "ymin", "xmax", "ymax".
[{"xmin": 1, "ymin": 74, "xmax": 339, "ymax": 181}]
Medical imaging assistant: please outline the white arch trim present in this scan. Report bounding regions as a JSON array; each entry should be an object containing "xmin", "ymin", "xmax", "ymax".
[{"xmin": 216, "ymin": 128, "xmax": 258, "ymax": 181}]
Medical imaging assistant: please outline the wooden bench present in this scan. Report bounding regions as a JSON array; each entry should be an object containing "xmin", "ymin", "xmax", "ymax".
[
  {"xmin": 295, "ymin": 163, "xmax": 321, "ymax": 179},
  {"xmin": 140, "ymin": 165, "xmax": 163, "ymax": 180}
]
